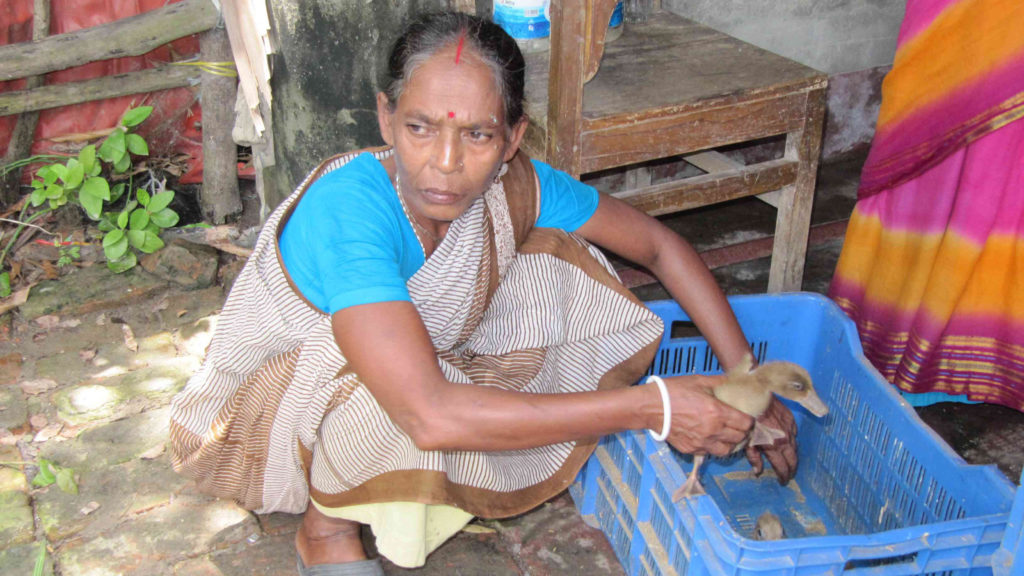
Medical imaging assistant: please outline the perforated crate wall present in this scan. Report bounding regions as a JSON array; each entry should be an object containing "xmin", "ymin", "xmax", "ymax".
[{"xmin": 571, "ymin": 293, "xmax": 1018, "ymax": 576}]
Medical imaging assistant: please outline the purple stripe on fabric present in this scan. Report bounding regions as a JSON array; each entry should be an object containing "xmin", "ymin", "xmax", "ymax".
[
  {"xmin": 865, "ymin": 307, "xmax": 1024, "ymax": 341},
  {"xmin": 946, "ymin": 316, "xmax": 1024, "ymax": 340},
  {"xmin": 905, "ymin": 350, "xmax": 1024, "ymax": 372},
  {"xmin": 860, "ymin": 53, "xmax": 1024, "ymax": 196}
]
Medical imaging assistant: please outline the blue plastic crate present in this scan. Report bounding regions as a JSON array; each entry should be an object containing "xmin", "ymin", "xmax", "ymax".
[
  {"xmin": 571, "ymin": 293, "xmax": 1019, "ymax": 576},
  {"xmin": 994, "ymin": 471, "xmax": 1024, "ymax": 575}
]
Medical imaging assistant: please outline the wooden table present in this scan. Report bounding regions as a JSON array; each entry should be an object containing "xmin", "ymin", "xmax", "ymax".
[{"xmin": 521, "ymin": 10, "xmax": 828, "ymax": 292}]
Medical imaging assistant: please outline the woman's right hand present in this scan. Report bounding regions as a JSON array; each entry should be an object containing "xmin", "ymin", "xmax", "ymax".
[{"xmin": 660, "ymin": 375, "xmax": 754, "ymax": 456}]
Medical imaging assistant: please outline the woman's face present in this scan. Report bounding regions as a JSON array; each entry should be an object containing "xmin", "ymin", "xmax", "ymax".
[{"xmin": 377, "ymin": 44, "xmax": 527, "ymax": 225}]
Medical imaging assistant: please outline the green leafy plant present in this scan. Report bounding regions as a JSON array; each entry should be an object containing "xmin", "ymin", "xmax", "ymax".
[
  {"xmin": 0, "ymin": 458, "xmax": 78, "ymax": 494},
  {"xmin": 31, "ymin": 458, "xmax": 78, "ymax": 494},
  {"xmin": 55, "ymin": 236, "xmax": 82, "ymax": 268},
  {"xmin": 33, "ymin": 541, "xmax": 47, "ymax": 576},
  {"xmin": 96, "ymin": 184, "xmax": 178, "ymax": 273},
  {"xmin": 2, "ymin": 106, "xmax": 181, "ymax": 281},
  {"xmin": 0, "ymin": 154, "xmax": 65, "ymax": 179}
]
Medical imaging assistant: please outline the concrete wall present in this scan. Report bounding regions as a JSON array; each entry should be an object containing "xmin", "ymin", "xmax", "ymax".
[
  {"xmin": 260, "ymin": 0, "xmax": 906, "ymax": 211},
  {"xmin": 263, "ymin": 0, "xmax": 449, "ymax": 209},
  {"xmin": 664, "ymin": 0, "xmax": 907, "ymax": 160},
  {"xmin": 663, "ymin": 0, "xmax": 906, "ymax": 74}
]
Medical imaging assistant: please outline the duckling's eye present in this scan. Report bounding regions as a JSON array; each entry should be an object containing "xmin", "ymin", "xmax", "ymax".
[{"xmin": 790, "ymin": 381, "xmax": 805, "ymax": 391}]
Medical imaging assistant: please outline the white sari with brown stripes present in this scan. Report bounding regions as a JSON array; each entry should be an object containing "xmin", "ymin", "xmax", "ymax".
[{"xmin": 170, "ymin": 148, "xmax": 664, "ymax": 518}]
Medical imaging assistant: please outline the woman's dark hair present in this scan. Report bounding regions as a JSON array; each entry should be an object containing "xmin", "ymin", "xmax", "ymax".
[{"xmin": 383, "ymin": 12, "xmax": 526, "ymax": 128}]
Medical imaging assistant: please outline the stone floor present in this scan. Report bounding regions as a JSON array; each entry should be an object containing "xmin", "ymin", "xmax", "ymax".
[{"xmin": 1, "ymin": 155, "xmax": 1022, "ymax": 575}]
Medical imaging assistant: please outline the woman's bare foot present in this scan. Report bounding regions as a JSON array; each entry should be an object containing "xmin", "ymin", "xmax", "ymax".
[{"xmin": 295, "ymin": 504, "xmax": 368, "ymax": 566}]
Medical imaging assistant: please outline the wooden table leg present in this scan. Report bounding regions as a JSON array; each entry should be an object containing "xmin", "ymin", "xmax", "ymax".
[{"xmin": 768, "ymin": 86, "xmax": 827, "ymax": 292}]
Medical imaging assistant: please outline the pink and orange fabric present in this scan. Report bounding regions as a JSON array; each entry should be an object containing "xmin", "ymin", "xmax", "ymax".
[{"xmin": 830, "ymin": 0, "xmax": 1024, "ymax": 409}]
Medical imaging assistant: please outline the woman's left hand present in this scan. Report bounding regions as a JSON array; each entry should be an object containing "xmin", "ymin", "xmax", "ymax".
[{"xmin": 744, "ymin": 396, "xmax": 799, "ymax": 484}]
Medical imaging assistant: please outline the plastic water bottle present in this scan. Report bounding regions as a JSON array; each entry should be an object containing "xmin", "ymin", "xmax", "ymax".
[
  {"xmin": 493, "ymin": 1, "xmax": 625, "ymax": 54},
  {"xmin": 492, "ymin": 0, "xmax": 551, "ymax": 54},
  {"xmin": 606, "ymin": 1, "xmax": 625, "ymax": 43}
]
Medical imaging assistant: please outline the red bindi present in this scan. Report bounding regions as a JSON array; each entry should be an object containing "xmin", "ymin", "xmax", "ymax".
[{"xmin": 448, "ymin": 111, "xmax": 456, "ymax": 119}]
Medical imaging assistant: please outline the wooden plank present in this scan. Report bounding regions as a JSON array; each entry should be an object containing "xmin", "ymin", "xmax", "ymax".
[
  {"xmin": 522, "ymin": 10, "xmax": 825, "ymax": 128},
  {"xmin": 0, "ymin": 65, "xmax": 199, "ymax": 117},
  {"xmin": 582, "ymin": 11, "xmax": 823, "ymax": 119},
  {"xmin": 199, "ymin": 25, "xmax": 241, "ymax": 224},
  {"xmin": 684, "ymin": 150, "xmax": 780, "ymax": 207},
  {"xmin": 1, "ymin": 0, "xmax": 50, "ymax": 205},
  {"xmin": 610, "ymin": 158, "xmax": 798, "ymax": 216},
  {"xmin": 578, "ymin": 91, "xmax": 809, "ymax": 173},
  {"xmin": 545, "ymin": 0, "xmax": 588, "ymax": 174},
  {"xmin": 767, "ymin": 87, "xmax": 827, "ymax": 292},
  {"xmin": 0, "ymin": 0, "xmax": 218, "ymax": 81},
  {"xmin": 623, "ymin": 165, "xmax": 652, "ymax": 190},
  {"xmin": 615, "ymin": 219, "xmax": 849, "ymax": 289},
  {"xmin": 583, "ymin": 0, "xmax": 618, "ymax": 83}
]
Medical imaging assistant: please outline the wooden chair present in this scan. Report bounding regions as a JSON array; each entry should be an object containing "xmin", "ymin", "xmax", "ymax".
[{"xmin": 520, "ymin": 0, "xmax": 828, "ymax": 292}]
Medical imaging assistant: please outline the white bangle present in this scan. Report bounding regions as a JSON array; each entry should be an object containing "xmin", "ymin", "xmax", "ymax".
[{"xmin": 646, "ymin": 375, "xmax": 671, "ymax": 442}]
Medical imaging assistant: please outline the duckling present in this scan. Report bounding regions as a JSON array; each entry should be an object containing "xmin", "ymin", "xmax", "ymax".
[
  {"xmin": 672, "ymin": 355, "xmax": 829, "ymax": 501},
  {"xmin": 753, "ymin": 511, "xmax": 785, "ymax": 540}
]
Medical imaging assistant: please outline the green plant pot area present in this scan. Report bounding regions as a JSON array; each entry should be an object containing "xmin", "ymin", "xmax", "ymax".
[{"xmin": 0, "ymin": 106, "xmax": 200, "ymax": 298}]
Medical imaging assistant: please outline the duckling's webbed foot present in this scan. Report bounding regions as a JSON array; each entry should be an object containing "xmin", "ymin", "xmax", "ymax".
[
  {"xmin": 750, "ymin": 422, "xmax": 786, "ymax": 448},
  {"xmin": 672, "ymin": 455, "xmax": 707, "ymax": 501}
]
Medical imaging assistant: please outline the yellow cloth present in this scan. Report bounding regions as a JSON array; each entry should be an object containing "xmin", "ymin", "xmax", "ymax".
[{"xmin": 312, "ymin": 500, "xmax": 473, "ymax": 568}]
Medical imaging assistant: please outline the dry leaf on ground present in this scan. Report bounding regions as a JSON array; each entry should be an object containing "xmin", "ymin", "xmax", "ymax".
[
  {"xmin": 139, "ymin": 444, "xmax": 166, "ymax": 460},
  {"xmin": 80, "ymin": 501, "xmax": 101, "ymax": 515},
  {"xmin": 34, "ymin": 315, "xmax": 60, "ymax": 330},
  {"xmin": 121, "ymin": 324, "xmax": 138, "ymax": 352},
  {"xmin": 29, "ymin": 414, "xmax": 48, "ymax": 430},
  {"xmin": 0, "ymin": 284, "xmax": 35, "ymax": 316},
  {"xmin": 19, "ymin": 378, "xmax": 58, "ymax": 395},
  {"xmin": 32, "ymin": 423, "xmax": 63, "ymax": 443}
]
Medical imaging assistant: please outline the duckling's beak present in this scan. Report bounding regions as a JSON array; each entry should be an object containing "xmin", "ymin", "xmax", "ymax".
[{"xmin": 800, "ymin": 391, "xmax": 829, "ymax": 417}]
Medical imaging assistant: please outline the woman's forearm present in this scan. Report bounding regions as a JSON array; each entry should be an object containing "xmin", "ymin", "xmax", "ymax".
[
  {"xmin": 647, "ymin": 230, "xmax": 752, "ymax": 370},
  {"xmin": 410, "ymin": 380, "xmax": 664, "ymax": 451},
  {"xmin": 576, "ymin": 196, "xmax": 752, "ymax": 371},
  {"xmin": 333, "ymin": 294, "xmax": 748, "ymax": 454},
  {"xmin": 334, "ymin": 300, "xmax": 674, "ymax": 452}
]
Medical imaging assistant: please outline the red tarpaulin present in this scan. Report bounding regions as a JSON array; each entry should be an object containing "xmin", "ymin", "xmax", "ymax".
[{"xmin": 1, "ymin": 0, "xmax": 205, "ymax": 183}]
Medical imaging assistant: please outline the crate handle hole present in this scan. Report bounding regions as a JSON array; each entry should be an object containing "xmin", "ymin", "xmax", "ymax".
[
  {"xmin": 670, "ymin": 321, "xmax": 704, "ymax": 339},
  {"xmin": 843, "ymin": 552, "xmax": 918, "ymax": 574}
]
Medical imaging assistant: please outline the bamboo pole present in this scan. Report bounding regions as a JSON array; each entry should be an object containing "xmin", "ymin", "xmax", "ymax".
[
  {"xmin": 0, "ymin": 0, "xmax": 218, "ymax": 82},
  {"xmin": 0, "ymin": 65, "xmax": 200, "ymax": 117},
  {"xmin": 1, "ymin": 0, "xmax": 51, "ymax": 207},
  {"xmin": 199, "ymin": 24, "xmax": 242, "ymax": 223}
]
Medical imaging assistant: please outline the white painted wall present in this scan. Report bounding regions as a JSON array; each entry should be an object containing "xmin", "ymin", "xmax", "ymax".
[{"xmin": 662, "ymin": 0, "xmax": 907, "ymax": 74}]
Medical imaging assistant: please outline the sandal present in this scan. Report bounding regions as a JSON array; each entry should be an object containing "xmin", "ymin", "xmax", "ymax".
[{"xmin": 296, "ymin": 553, "xmax": 385, "ymax": 576}]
